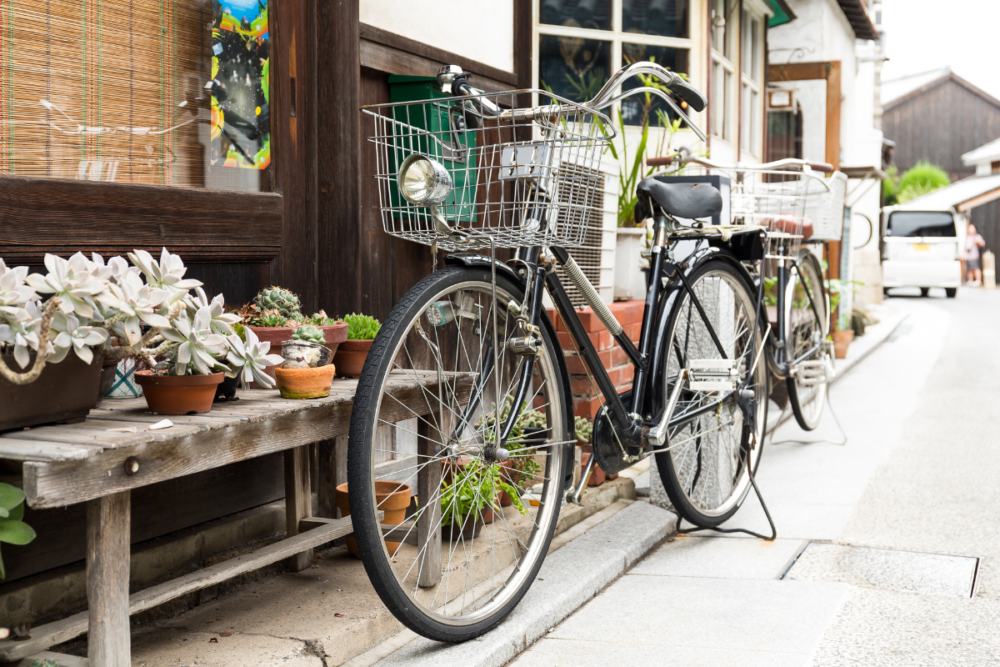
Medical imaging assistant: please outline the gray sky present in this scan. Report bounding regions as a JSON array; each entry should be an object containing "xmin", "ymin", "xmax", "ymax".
[{"xmin": 881, "ymin": 0, "xmax": 1000, "ymax": 100}]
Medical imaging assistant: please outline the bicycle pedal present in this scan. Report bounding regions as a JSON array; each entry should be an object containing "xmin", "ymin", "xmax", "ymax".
[
  {"xmin": 688, "ymin": 359, "xmax": 739, "ymax": 391},
  {"xmin": 795, "ymin": 359, "xmax": 834, "ymax": 386}
]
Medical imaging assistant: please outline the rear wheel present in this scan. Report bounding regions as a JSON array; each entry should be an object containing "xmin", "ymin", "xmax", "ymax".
[
  {"xmin": 920, "ymin": 287, "xmax": 930, "ymax": 297},
  {"xmin": 655, "ymin": 259, "xmax": 768, "ymax": 528},
  {"xmin": 946, "ymin": 288, "xmax": 957, "ymax": 298},
  {"xmin": 786, "ymin": 251, "xmax": 829, "ymax": 431},
  {"xmin": 347, "ymin": 266, "xmax": 569, "ymax": 642}
]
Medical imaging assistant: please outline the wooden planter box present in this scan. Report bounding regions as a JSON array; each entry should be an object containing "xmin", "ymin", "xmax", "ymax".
[{"xmin": 0, "ymin": 352, "xmax": 105, "ymax": 432}]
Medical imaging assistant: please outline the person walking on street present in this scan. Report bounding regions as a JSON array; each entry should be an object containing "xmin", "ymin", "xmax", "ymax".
[{"xmin": 964, "ymin": 223, "xmax": 986, "ymax": 286}]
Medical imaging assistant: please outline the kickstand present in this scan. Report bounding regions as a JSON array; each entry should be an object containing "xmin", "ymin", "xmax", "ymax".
[
  {"xmin": 769, "ymin": 388, "xmax": 847, "ymax": 446},
  {"xmin": 678, "ymin": 450, "xmax": 777, "ymax": 541}
]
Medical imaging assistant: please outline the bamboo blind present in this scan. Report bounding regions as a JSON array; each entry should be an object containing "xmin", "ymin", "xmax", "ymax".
[{"xmin": 0, "ymin": 0, "xmax": 270, "ymax": 191}]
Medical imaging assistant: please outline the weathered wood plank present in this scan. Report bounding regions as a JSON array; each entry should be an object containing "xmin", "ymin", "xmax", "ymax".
[
  {"xmin": 284, "ymin": 446, "xmax": 313, "ymax": 571},
  {"xmin": 86, "ymin": 491, "xmax": 131, "ymax": 667},
  {"xmin": 22, "ymin": 377, "xmax": 473, "ymax": 509},
  {"xmin": 0, "ymin": 438, "xmax": 98, "ymax": 461},
  {"xmin": 417, "ymin": 419, "xmax": 442, "ymax": 588},
  {"xmin": 0, "ymin": 514, "xmax": 368, "ymax": 663},
  {"xmin": 4, "ymin": 420, "xmax": 204, "ymax": 449}
]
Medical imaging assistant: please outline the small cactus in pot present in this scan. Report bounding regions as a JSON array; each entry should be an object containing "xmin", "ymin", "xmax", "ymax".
[
  {"xmin": 334, "ymin": 313, "xmax": 382, "ymax": 378},
  {"xmin": 291, "ymin": 325, "xmax": 325, "ymax": 346},
  {"xmin": 255, "ymin": 286, "xmax": 301, "ymax": 320}
]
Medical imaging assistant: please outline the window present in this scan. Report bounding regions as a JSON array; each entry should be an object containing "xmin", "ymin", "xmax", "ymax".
[
  {"xmin": 0, "ymin": 0, "xmax": 272, "ymax": 192},
  {"xmin": 710, "ymin": 0, "xmax": 736, "ymax": 142},
  {"xmin": 740, "ymin": 10, "xmax": 763, "ymax": 155},
  {"xmin": 992, "ymin": 160, "xmax": 1000, "ymax": 174},
  {"xmin": 887, "ymin": 212, "xmax": 956, "ymax": 238},
  {"xmin": 536, "ymin": 0, "xmax": 692, "ymax": 127}
]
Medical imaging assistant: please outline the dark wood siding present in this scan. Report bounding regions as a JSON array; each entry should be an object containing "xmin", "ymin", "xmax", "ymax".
[{"xmin": 883, "ymin": 79, "xmax": 1000, "ymax": 182}]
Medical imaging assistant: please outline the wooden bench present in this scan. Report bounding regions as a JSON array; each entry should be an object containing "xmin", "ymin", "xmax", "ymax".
[{"xmin": 0, "ymin": 371, "xmax": 469, "ymax": 666}]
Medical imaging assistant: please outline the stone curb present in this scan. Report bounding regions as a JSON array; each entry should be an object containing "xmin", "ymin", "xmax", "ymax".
[{"xmin": 373, "ymin": 502, "xmax": 677, "ymax": 667}]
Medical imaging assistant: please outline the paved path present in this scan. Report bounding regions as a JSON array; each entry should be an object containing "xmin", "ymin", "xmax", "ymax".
[{"xmin": 511, "ymin": 289, "xmax": 1000, "ymax": 666}]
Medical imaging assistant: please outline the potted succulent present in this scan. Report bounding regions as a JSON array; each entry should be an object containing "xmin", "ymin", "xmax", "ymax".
[
  {"xmin": 274, "ymin": 325, "xmax": 337, "ymax": 399},
  {"xmin": 827, "ymin": 278, "xmax": 861, "ymax": 360},
  {"xmin": 240, "ymin": 287, "xmax": 348, "ymax": 352},
  {"xmin": 440, "ymin": 460, "xmax": 526, "ymax": 541},
  {"xmin": 0, "ymin": 249, "xmax": 285, "ymax": 426},
  {"xmin": 0, "ymin": 482, "xmax": 35, "ymax": 580},
  {"xmin": 333, "ymin": 313, "xmax": 381, "ymax": 378}
]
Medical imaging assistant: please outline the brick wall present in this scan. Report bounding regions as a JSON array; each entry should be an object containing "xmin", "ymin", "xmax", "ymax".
[{"xmin": 546, "ymin": 300, "xmax": 645, "ymax": 419}]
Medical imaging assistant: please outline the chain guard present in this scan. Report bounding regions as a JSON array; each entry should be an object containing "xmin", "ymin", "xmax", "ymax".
[{"xmin": 591, "ymin": 390, "xmax": 646, "ymax": 475}]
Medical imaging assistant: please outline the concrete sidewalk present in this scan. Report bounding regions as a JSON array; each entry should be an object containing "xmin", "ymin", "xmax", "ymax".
[{"xmin": 513, "ymin": 294, "xmax": 1000, "ymax": 666}]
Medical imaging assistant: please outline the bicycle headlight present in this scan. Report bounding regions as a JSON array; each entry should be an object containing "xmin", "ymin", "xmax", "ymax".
[{"xmin": 398, "ymin": 154, "xmax": 452, "ymax": 205}]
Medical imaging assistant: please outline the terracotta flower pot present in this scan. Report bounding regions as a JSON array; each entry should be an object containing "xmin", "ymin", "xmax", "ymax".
[
  {"xmin": 135, "ymin": 371, "xmax": 224, "ymax": 415},
  {"xmin": 336, "ymin": 481, "xmax": 412, "ymax": 558},
  {"xmin": 831, "ymin": 329, "xmax": 854, "ymax": 360},
  {"xmin": 334, "ymin": 339, "xmax": 374, "ymax": 378},
  {"xmin": 274, "ymin": 364, "xmax": 337, "ymax": 399},
  {"xmin": 498, "ymin": 459, "xmax": 523, "ymax": 507}
]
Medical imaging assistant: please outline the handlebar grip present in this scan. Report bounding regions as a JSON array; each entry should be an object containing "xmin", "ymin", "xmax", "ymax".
[
  {"xmin": 808, "ymin": 162, "xmax": 835, "ymax": 173},
  {"xmin": 670, "ymin": 77, "xmax": 707, "ymax": 113},
  {"xmin": 647, "ymin": 156, "xmax": 674, "ymax": 167}
]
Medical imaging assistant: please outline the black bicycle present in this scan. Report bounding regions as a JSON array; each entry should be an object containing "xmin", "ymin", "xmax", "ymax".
[{"xmin": 347, "ymin": 61, "xmax": 837, "ymax": 642}]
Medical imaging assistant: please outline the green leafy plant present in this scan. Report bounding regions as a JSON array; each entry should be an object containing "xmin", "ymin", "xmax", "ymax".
[
  {"xmin": 0, "ymin": 483, "xmax": 35, "ymax": 579},
  {"xmin": 603, "ymin": 58, "xmax": 691, "ymax": 227},
  {"xmin": 440, "ymin": 460, "xmax": 527, "ymax": 531},
  {"xmin": 480, "ymin": 398, "xmax": 545, "ymax": 483},
  {"xmin": 343, "ymin": 313, "xmax": 381, "ymax": 340},
  {"xmin": 826, "ymin": 278, "xmax": 863, "ymax": 331},
  {"xmin": 291, "ymin": 325, "xmax": 325, "ymax": 345},
  {"xmin": 882, "ymin": 165, "xmax": 900, "ymax": 206},
  {"xmin": 575, "ymin": 416, "xmax": 592, "ymax": 444},
  {"xmin": 254, "ymin": 286, "xmax": 301, "ymax": 319},
  {"xmin": 897, "ymin": 161, "xmax": 950, "ymax": 204}
]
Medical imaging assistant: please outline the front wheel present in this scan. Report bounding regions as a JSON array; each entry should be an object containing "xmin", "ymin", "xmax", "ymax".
[
  {"xmin": 946, "ymin": 288, "xmax": 957, "ymax": 298},
  {"xmin": 655, "ymin": 259, "xmax": 768, "ymax": 528},
  {"xmin": 347, "ymin": 266, "xmax": 569, "ymax": 642}
]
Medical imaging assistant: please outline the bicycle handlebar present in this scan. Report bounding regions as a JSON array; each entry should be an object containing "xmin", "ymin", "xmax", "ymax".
[
  {"xmin": 651, "ymin": 148, "xmax": 836, "ymax": 175},
  {"xmin": 437, "ymin": 62, "xmax": 709, "ymax": 141}
]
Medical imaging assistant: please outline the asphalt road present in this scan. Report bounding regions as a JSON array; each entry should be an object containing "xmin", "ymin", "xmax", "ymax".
[{"xmin": 510, "ymin": 287, "xmax": 1000, "ymax": 666}]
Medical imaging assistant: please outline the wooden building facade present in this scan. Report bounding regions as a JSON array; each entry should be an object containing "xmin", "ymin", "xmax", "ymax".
[{"xmin": 883, "ymin": 71, "xmax": 1000, "ymax": 252}]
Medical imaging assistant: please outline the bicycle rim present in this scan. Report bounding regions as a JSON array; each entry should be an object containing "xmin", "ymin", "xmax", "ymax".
[
  {"xmin": 348, "ymin": 267, "xmax": 567, "ymax": 640},
  {"xmin": 787, "ymin": 251, "xmax": 829, "ymax": 431},
  {"xmin": 656, "ymin": 261, "xmax": 767, "ymax": 526}
]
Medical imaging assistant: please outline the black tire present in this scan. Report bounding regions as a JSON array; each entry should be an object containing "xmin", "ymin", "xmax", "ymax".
[
  {"xmin": 946, "ymin": 288, "xmax": 957, "ymax": 298},
  {"xmin": 348, "ymin": 266, "xmax": 569, "ymax": 642},
  {"xmin": 786, "ymin": 251, "xmax": 829, "ymax": 431},
  {"xmin": 655, "ymin": 259, "xmax": 769, "ymax": 528},
  {"xmin": 920, "ymin": 287, "xmax": 930, "ymax": 297}
]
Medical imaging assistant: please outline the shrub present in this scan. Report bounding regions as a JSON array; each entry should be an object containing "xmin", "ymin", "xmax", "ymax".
[{"xmin": 897, "ymin": 161, "xmax": 950, "ymax": 203}]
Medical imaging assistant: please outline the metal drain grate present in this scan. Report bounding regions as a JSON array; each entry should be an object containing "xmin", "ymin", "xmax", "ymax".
[{"xmin": 783, "ymin": 542, "xmax": 979, "ymax": 598}]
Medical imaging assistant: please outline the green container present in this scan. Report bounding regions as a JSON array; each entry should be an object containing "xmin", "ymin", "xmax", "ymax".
[{"xmin": 388, "ymin": 75, "xmax": 477, "ymax": 222}]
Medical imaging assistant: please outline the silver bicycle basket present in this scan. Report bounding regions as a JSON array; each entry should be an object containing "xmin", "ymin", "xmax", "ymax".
[{"xmin": 362, "ymin": 89, "xmax": 614, "ymax": 252}]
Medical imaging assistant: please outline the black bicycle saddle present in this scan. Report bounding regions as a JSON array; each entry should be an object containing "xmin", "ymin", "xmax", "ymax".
[{"xmin": 636, "ymin": 178, "xmax": 724, "ymax": 221}]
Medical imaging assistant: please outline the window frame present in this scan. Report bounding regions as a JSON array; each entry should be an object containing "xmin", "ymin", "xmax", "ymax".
[
  {"xmin": 710, "ymin": 0, "xmax": 738, "ymax": 143},
  {"xmin": 740, "ymin": 7, "xmax": 764, "ymax": 157},
  {"xmin": 532, "ymin": 0, "xmax": 697, "ymax": 126}
]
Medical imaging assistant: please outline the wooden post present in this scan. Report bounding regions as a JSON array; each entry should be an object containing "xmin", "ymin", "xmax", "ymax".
[
  {"xmin": 317, "ymin": 438, "xmax": 338, "ymax": 518},
  {"xmin": 284, "ymin": 446, "xmax": 313, "ymax": 571},
  {"xmin": 86, "ymin": 491, "xmax": 131, "ymax": 667},
  {"xmin": 416, "ymin": 419, "xmax": 442, "ymax": 588}
]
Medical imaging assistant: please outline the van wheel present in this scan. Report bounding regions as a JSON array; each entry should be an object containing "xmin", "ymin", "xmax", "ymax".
[
  {"xmin": 883, "ymin": 288, "xmax": 890, "ymax": 297},
  {"xmin": 946, "ymin": 288, "xmax": 957, "ymax": 298},
  {"xmin": 920, "ymin": 288, "xmax": 930, "ymax": 297}
]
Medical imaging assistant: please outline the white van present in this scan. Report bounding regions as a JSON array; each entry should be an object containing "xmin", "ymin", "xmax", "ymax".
[{"xmin": 881, "ymin": 207, "xmax": 964, "ymax": 298}]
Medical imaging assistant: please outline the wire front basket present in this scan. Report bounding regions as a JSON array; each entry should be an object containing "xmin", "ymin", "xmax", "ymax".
[{"xmin": 362, "ymin": 90, "xmax": 612, "ymax": 252}]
